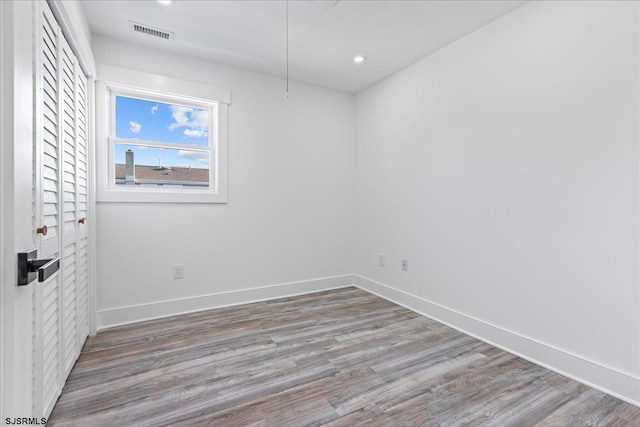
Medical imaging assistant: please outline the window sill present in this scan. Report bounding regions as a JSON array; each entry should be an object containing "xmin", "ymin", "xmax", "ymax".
[{"xmin": 97, "ymin": 187, "xmax": 228, "ymax": 204}]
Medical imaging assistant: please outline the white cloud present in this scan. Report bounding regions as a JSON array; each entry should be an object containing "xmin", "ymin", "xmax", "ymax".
[
  {"xmin": 177, "ymin": 150, "xmax": 209, "ymax": 164},
  {"xmin": 151, "ymin": 105, "xmax": 158, "ymax": 114},
  {"xmin": 168, "ymin": 106, "xmax": 208, "ymax": 138},
  {"xmin": 191, "ymin": 109, "xmax": 209, "ymax": 128},
  {"xmin": 184, "ymin": 129, "xmax": 206, "ymax": 138},
  {"xmin": 129, "ymin": 121, "xmax": 142, "ymax": 133},
  {"xmin": 168, "ymin": 106, "xmax": 194, "ymax": 130}
]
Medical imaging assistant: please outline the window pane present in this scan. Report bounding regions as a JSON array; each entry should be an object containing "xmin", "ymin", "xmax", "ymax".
[
  {"xmin": 115, "ymin": 143, "xmax": 210, "ymax": 188},
  {"xmin": 115, "ymin": 95, "xmax": 209, "ymax": 147}
]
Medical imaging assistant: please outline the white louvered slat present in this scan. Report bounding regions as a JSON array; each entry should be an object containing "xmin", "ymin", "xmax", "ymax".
[
  {"xmin": 61, "ymin": 37, "xmax": 76, "ymax": 234},
  {"xmin": 41, "ymin": 20, "xmax": 59, "ymax": 245},
  {"xmin": 77, "ymin": 236, "xmax": 89, "ymax": 339},
  {"xmin": 39, "ymin": 2, "xmax": 58, "ymax": 241},
  {"xmin": 59, "ymin": 35, "xmax": 80, "ymax": 377},
  {"xmin": 63, "ymin": 242, "xmax": 77, "ymax": 372},
  {"xmin": 41, "ymin": 277, "xmax": 59, "ymax": 413}
]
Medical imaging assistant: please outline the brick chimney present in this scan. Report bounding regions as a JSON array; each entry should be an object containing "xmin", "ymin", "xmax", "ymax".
[{"xmin": 125, "ymin": 149, "xmax": 135, "ymax": 184}]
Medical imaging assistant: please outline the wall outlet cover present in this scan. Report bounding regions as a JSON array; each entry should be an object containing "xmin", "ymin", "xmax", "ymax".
[{"xmin": 173, "ymin": 264, "xmax": 185, "ymax": 279}]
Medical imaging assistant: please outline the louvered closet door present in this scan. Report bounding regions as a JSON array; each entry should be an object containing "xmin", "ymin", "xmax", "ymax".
[
  {"xmin": 60, "ymin": 35, "xmax": 78, "ymax": 376},
  {"xmin": 33, "ymin": 2, "xmax": 90, "ymax": 418},
  {"xmin": 75, "ymin": 62, "xmax": 90, "ymax": 345},
  {"xmin": 34, "ymin": 4, "xmax": 62, "ymax": 417}
]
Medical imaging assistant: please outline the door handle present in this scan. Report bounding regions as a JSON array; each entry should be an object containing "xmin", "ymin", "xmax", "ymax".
[{"xmin": 17, "ymin": 249, "xmax": 60, "ymax": 286}]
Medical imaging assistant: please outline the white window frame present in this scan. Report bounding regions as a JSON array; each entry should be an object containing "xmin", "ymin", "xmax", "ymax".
[
  {"xmin": 108, "ymin": 87, "xmax": 217, "ymax": 190},
  {"xmin": 96, "ymin": 64, "xmax": 229, "ymax": 203}
]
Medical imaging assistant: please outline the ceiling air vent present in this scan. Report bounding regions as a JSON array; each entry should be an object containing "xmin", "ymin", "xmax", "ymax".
[{"xmin": 129, "ymin": 21, "xmax": 174, "ymax": 41}]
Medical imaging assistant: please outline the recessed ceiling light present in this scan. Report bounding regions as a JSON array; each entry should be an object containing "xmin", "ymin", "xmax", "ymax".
[
  {"xmin": 158, "ymin": 0, "xmax": 172, "ymax": 5},
  {"xmin": 353, "ymin": 55, "xmax": 366, "ymax": 64}
]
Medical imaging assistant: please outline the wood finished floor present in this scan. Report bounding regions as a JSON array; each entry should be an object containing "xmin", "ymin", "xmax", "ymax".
[{"xmin": 48, "ymin": 287, "xmax": 640, "ymax": 426}]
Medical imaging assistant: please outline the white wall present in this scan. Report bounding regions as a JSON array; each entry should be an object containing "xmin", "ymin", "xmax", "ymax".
[
  {"xmin": 92, "ymin": 37, "xmax": 356, "ymax": 327},
  {"xmin": 355, "ymin": 0, "xmax": 639, "ymax": 403},
  {"xmin": 90, "ymin": 0, "xmax": 640, "ymax": 406}
]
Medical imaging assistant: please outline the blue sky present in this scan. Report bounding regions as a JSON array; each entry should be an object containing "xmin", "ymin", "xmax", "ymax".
[{"xmin": 115, "ymin": 96, "xmax": 210, "ymax": 169}]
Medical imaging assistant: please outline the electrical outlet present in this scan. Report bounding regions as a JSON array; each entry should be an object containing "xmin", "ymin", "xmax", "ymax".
[
  {"xmin": 173, "ymin": 264, "xmax": 185, "ymax": 279},
  {"xmin": 378, "ymin": 254, "xmax": 385, "ymax": 267},
  {"xmin": 401, "ymin": 259, "xmax": 408, "ymax": 272}
]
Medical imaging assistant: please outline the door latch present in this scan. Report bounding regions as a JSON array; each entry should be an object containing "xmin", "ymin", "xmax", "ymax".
[{"xmin": 17, "ymin": 249, "xmax": 60, "ymax": 286}]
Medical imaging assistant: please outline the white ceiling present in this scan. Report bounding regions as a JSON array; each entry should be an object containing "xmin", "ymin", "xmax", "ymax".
[{"xmin": 81, "ymin": 0, "xmax": 527, "ymax": 93}]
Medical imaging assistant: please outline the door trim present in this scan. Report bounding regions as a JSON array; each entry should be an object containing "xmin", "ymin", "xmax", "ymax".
[
  {"xmin": 1, "ymin": 0, "xmax": 38, "ymax": 417},
  {"xmin": 1, "ymin": 0, "xmax": 6, "ymax": 421}
]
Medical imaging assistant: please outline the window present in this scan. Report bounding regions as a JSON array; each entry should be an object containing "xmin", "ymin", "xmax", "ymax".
[
  {"xmin": 96, "ymin": 65, "xmax": 229, "ymax": 203},
  {"xmin": 112, "ymin": 91, "xmax": 213, "ymax": 188}
]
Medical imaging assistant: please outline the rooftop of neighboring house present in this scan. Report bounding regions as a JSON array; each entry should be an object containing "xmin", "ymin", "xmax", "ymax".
[{"xmin": 115, "ymin": 164, "xmax": 209, "ymax": 184}]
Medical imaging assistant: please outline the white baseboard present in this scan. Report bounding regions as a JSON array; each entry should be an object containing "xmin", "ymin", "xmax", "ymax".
[
  {"xmin": 354, "ymin": 275, "xmax": 640, "ymax": 408},
  {"xmin": 97, "ymin": 274, "xmax": 355, "ymax": 330}
]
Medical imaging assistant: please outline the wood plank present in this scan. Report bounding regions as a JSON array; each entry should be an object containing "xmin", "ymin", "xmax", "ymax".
[{"xmin": 47, "ymin": 287, "xmax": 640, "ymax": 426}]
